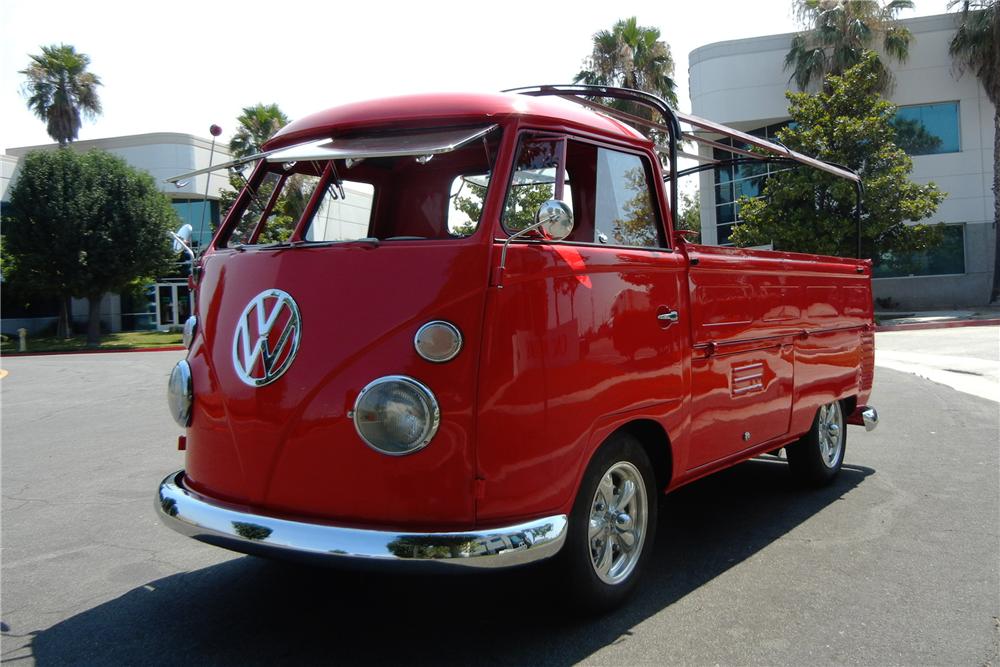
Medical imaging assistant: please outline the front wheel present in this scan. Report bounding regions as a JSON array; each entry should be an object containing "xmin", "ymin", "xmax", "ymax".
[
  {"xmin": 559, "ymin": 433, "xmax": 657, "ymax": 612},
  {"xmin": 786, "ymin": 400, "xmax": 846, "ymax": 486}
]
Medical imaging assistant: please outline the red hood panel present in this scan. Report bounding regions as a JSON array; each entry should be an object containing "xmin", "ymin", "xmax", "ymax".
[{"xmin": 183, "ymin": 242, "xmax": 488, "ymax": 529}]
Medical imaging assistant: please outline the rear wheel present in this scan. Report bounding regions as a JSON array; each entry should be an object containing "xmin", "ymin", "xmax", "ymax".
[
  {"xmin": 560, "ymin": 433, "xmax": 657, "ymax": 612},
  {"xmin": 787, "ymin": 400, "xmax": 846, "ymax": 486}
]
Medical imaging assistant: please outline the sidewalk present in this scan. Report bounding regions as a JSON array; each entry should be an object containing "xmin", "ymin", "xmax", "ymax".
[{"xmin": 876, "ymin": 305, "xmax": 1000, "ymax": 331}]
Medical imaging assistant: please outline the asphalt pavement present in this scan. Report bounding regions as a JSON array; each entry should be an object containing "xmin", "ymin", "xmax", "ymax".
[{"xmin": 1, "ymin": 341, "xmax": 998, "ymax": 666}]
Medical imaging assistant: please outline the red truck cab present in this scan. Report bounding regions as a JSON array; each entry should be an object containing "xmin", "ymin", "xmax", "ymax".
[{"xmin": 158, "ymin": 85, "xmax": 878, "ymax": 609}]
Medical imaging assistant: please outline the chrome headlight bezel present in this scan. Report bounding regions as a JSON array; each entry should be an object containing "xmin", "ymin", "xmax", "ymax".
[
  {"xmin": 168, "ymin": 359, "xmax": 193, "ymax": 427},
  {"xmin": 352, "ymin": 375, "xmax": 440, "ymax": 456}
]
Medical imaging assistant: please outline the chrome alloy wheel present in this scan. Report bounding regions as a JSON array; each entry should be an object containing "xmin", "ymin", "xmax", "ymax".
[
  {"xmin": 817, "ymin": 401, "xmax": 845, "ymax": 468},
  {"xmin": 588, "ymin": 461, "xmax": 648, "ymax": 585}
]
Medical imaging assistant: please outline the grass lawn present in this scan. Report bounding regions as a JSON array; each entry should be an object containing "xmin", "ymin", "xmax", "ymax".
[{"xmin": 1, "ymin": 330, "xmax": 183, "ymax": 354}]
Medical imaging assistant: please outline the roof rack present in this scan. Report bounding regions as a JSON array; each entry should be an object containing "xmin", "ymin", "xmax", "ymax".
[{"xmin": 505, "ymin": 84, "xmax": 865, "ymax": 258}]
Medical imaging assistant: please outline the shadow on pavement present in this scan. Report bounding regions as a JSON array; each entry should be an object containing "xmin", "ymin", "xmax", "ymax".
[{"xmin": 29, "ymin": 459, "xmax": 873, "ymax": 666}]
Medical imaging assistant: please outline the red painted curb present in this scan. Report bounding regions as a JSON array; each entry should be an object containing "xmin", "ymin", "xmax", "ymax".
[
  {"xmin": 2, "ymin": 345, "xmax": 185, "ymax": 357},
  {"xmin": 876, "ymin": 318, "xmax": 1000, "ymax": 332}
]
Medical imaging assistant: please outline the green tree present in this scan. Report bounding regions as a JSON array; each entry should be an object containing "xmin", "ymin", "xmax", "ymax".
[
  {"xmin": 3, "ymin": 150, "xmax": 177, "ymax": 346},
  {"xmin": 19, "ymin": 44, "xmax": 102, "ymax": 146},
  {"xmin": 574, "ymin": 16, "xmax": 678, "ymax": 133},
  {"xmin": 731, "ymin": 52, "xmax": 945, "ymax": 260},
  {"xmin": 453, "ymin": 180, "xmax": 554, "ymax": 234},
  {"xmin": 229, "ymin": 103, "xmax": 289, "ymax": 159},
  {"xmin": 677, "ymin": 190, "xmax": 702, "ymax": 234},
  {"xmin": 785, "ymin": 0, "xmax": 914, "ymax": 92},
  {"xmin": 948, "ymin": 0, "xmax": 999, "ymax": 301}
]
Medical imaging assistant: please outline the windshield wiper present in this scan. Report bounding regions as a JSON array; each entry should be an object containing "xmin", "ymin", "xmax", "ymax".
[{"xmin": 290, "ymin": 237, "xmax": 380, "ymax": 249}]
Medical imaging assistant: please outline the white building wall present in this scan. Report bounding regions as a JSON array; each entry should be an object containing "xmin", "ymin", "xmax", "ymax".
[
  {"xmin": 308, "ymin": 185, "xmax": 376, "ymax": 241},
  {"xmin": 3, "ymin": 132, "xmax": 231, "ymax": 200},
  {"xmin": 0, "ymin": 154, "xmax": 19, "ymax": 202},
  {"xmin": 689, "ymin": 13, "xmax": 996, "ymax": 307}
]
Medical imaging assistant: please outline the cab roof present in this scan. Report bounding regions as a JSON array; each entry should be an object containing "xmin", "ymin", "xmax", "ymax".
[{"xmin": 263, "ymin": 92, "xmax": 648, "ymax": 150}]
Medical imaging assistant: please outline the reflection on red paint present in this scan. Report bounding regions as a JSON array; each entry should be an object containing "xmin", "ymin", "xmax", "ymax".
[{"xmin": 551, "ymin": 245, "xmax": 592, "ymax": 288}]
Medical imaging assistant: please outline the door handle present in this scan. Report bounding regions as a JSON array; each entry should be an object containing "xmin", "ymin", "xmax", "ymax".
[{"xmin": 657, "ymin": 310, "xmax": 679, "ymax": 323}]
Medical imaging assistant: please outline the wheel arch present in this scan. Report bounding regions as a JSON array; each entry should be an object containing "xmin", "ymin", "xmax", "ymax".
[{"xmin": 616, "ymin": 419, "xmax": 674, "ymax": 494}]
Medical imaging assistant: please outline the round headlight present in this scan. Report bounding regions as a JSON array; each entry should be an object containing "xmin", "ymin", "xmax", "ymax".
[
  {"xmin": 168, "ymin": 360, "xmax": 193, "ymax": 427},
  {"xmin": 414, "ymin": 321, "xmax": 462, "ymax": 363},
  {"xmin": 352, "ymin": 376, "xmax": 440, "ymax": 456},
  {"xmin": 182, "ymin": 316, "xmax": 197, "ymax": 348}
]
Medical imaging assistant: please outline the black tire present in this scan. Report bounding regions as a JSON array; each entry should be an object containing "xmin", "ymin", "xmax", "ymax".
[
  {"xmin": 558, "ymin": 432, "xmax": 658, "ymax": 613},
  {"xmin": 786, "ymin": 400, "xmax": 846, "ymax": 486}
]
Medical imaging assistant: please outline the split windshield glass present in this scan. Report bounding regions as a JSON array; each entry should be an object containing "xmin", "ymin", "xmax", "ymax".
[{"xmin": 220, "ymin": 125, "xmax": 502, "ymax": 247}]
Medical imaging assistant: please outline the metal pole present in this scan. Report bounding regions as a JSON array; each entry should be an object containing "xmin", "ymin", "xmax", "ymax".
[{"xmin": 196, "ymin": 125, "xmax": 223, "ymax": 253}]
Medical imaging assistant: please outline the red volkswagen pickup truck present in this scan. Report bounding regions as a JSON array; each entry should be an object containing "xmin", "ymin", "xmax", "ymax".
[{"xmin": 158, "ymin": 85, "xmax": 878, "ymax": 610}]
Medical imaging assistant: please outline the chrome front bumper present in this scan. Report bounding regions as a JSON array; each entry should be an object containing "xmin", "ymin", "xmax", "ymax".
[{"xmin": 156, "ymin": 471, "xmax": 567, "ymax": 569}]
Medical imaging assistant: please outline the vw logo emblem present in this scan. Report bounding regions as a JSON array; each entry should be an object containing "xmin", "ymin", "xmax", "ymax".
[{"xmin": 232, "ymin": 289, "xmax": 301, "ymax": 387}]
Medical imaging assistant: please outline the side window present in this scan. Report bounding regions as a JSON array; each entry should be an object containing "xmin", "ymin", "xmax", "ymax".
[
  {"xmin": 502, "ymin": 138, "xmax": 571, "ymax": 233},
  {"xmin": 501, "ymin": 136, "xmax": 663, "ymax": 248},
  {"xmin": 594, "ymin": 148, "xmax": 661, "ymax": 248},
  {"xmin": 448, "ymin": 175, "xmax": 487, "ymax": 237}
]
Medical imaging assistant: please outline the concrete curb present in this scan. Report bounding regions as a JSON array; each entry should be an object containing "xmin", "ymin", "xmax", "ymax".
[
  {"xmin": 876, "ymin": 318, "xmax": 1000, "ymax": 332},
  {"xmin": 2, "ymin": 346, "xmax": 185, "ymax": 358}
]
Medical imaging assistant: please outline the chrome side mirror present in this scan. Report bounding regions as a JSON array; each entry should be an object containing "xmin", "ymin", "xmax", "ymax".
[
  {"xmin": 496, "ymin": 199, "xmax": 575, "ymax": 290},
  {"xmin": 534, "ymin": 199, "xmax": 574, "ymax": 241}
]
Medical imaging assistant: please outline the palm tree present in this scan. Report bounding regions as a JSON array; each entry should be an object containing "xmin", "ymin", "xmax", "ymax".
[
  {"xmin": 19, "ymin": 44, "xmax": 102, "ymax": 146},
  {"xmin": 574, "ymin": 17, "xmax": 678, "ymax": 107},
  {"xmin": 785, "ymin": 0, "xmax": 914, "ymax": 92},
  {"xmin": 948, "ymin": 0, "xmax": 999, "ymax": 301},
  {"xmin": 229, "ymin": 103, "xmax": 289, "ymax": 159}
]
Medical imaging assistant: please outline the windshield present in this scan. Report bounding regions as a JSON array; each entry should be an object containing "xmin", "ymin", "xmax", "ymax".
[{"xmin": 219, "ymin": 125, "xmax": 502, "ymax": 247}]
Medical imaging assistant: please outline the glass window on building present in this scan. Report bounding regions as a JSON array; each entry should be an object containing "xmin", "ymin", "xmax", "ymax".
[
  {"xmin": 712, "ymin": 122, "xmax": 790, "ymax": 246},
  {"xmin": 171, "ymin": 199, "xmax": 221, "ymax": 249},
  {"xmin": 891, "ymin": 102, "xmax": 960, "ymax": 156},
  {"xmin": 873, "ymin": 224, "xmax": 965, "ymax": 278}
]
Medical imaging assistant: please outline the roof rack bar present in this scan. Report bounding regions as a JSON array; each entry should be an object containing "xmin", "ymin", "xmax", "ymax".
[
  {"xmin": 549, "ymin": 93, "xmax": 672, "ymax": 137},
  {"xmin": 165, "ymin": 152, "xmax": 267, "ymax": 184},
  {"xmin": 677, "ymin": 150, "xmax": 717, "ymax": 164},
  {"xmin": 684, "ymin": 135, "xmax": 764, "ymax": 161},
  {"xmin": 675, "ymin": 110, "xmax": 860, "ymax": 183}
]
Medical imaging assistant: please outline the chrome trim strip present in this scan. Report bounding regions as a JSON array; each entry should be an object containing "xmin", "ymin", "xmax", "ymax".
[{"xmin": 156, "ymin": 472, "xmax": 567, "ymax": 569}]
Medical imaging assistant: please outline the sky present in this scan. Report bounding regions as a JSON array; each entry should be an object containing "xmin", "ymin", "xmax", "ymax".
[{"xmin": 0, "ymin": 0, "xmax": 955, "ymax": 151}]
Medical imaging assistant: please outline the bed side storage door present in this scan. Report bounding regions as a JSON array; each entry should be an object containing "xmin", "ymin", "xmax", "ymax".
[{"xmin": 685, "ymin": 251, "xmax": 796, "ymax": 469}]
